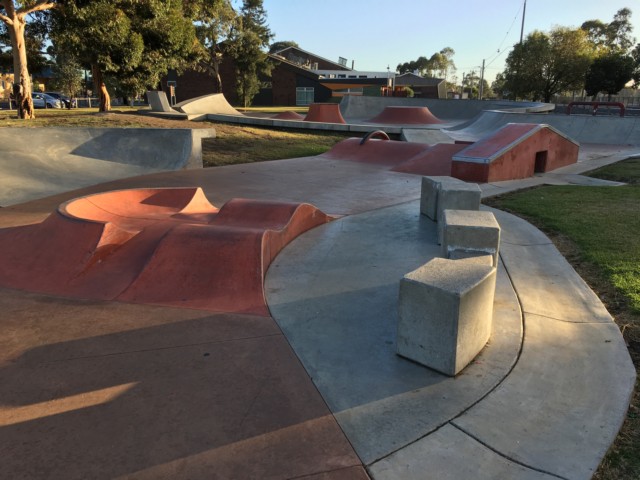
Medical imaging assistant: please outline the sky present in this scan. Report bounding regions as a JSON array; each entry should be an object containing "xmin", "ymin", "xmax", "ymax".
[{"xmin": 261, "ymin": 0, "xmax": 640, "ymax": 84}]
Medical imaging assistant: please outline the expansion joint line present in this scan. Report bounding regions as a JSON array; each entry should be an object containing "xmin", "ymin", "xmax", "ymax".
[
  {"xmin": 449, "ymin": 423, "xmax": 569, "ymax": 480},
  {"xmin": 369, "ymin": 251, "xmax": 528, "ymax": 467}
]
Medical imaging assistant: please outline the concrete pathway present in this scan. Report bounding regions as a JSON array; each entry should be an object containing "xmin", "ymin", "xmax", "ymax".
[{"xmin": 0, "ymin": 140, "xmax": 636, "ymax": 479}]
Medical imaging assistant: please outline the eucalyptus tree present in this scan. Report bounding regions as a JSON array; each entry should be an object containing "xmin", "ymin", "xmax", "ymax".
[
  {"xmin": 50, "ymin": 0, "xmax": 197, "ymax": 111},
  {"xmin": 503, "ymin": 28, "xmax": 595, "ymax": 102},
  {"xmin": 0, "ymin": 1, "xmax": 56, "ymax": 119}
]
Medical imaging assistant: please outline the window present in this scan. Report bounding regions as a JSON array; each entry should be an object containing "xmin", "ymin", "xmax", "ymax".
[{"xmin": 296, "ymin": 87, "xmax": 314, "ymax": 106}]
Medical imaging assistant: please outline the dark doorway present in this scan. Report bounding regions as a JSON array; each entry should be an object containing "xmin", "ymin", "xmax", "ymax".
[{"xmin": 535, "ymin": 151, "xmax": 548, "ymax": 173}]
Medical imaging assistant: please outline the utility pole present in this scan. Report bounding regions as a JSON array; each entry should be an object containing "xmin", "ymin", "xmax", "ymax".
[
  {"xmin": 520, "ymin": 0, "xmax": 527, "ymax": 44},
  {"xmin": 479, "ymin": 59, "xmax": 486, "ymax": 100}
]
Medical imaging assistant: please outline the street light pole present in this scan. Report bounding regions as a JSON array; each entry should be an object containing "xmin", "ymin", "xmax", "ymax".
[{"xmin": 520, "ymin": 0, "xmax": 527, "ymax": 44}]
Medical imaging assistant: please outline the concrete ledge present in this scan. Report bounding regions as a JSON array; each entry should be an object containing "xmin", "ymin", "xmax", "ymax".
[
  {"xmin": 442, "ymin": 210, "xmax": 501, "ymax": 267},
  {"xmin": 397, "ymin": 255, "xmax": 496, "ymax": 376}
]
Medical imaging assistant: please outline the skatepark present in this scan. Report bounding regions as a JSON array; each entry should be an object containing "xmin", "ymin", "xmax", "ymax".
[{"xmin": 0, "ymin": 95, "xmax": 637, "ymax": 479}]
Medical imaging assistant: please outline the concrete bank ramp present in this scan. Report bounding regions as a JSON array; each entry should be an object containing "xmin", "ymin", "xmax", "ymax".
[
  {"xmin": 339, "ymin": 96, "xmax": 553, "ymax": 122},
  {"xmin": 176, "ymin": 93, "xmax": 242, "ymax": 116},
  {"xmin": 446, "ymin": 110, "xmax": 640, "ymax": 145},
  {"xmin": 0, "ymin": 127, "xmax": 214, "ymax": 207}
]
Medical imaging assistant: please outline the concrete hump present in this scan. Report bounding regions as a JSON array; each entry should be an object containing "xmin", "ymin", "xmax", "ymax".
[
  {"xmin": 320, "ymin": 137, "xmax": 431, "ymax": 166},
  {"xmin": 367, "ymin": 106, "xmax": 443, "ymax": 124},
  {"xmin": 0, "ymin": 188, "xmax": 332, "ymax": 315},
  {"xmin": 175, "ymin": 93, "xmax": 241, "ymax": 115},
  {"xmin": 272, "ymin": 111, "xmax": 305, "ymax": 120}
]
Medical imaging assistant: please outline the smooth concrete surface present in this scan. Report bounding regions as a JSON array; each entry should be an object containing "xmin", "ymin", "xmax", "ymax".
[
  {"xmin": 442, "ymin": 209, "xmax": 501, "ymax": 267},
  {"xmin": 397, "ymin": 256, "xmax": 497, "ymax": 376},
  {"xmin": 0, "ymin": 127, "xmax": 214, "ymax": 207},
  {"xmin": 0, "ymin": 288, "xmax": 365, "ymax": 479},
  {"xmin": 0, "ymin": 128, "xmax": 636, "ymax": 479},
  {"xmin": 369, "ymin": 424, "xmax": 558, "ymax": 480},
  {"xmin": 266, "ymin": 201, "xmax": 524, "ymax": 464}
]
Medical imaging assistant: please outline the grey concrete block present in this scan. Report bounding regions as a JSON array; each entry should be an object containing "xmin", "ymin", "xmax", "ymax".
[
  {"xmin": 442, "ymin": 210, "xmax": 501, "ymax": 267},
  {"xmin": 397, "ymin": 256, "xmax": 496, "ymax": 376},
  {"xmin": 420, "ymin": 176, "xmax": 465, "ymax": 220},
  {"xmin": 437, "ymin": 182, "xmax": 482, "ymax": 221}
]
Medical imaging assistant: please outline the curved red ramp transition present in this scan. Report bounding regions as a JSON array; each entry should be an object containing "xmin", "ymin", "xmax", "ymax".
[
  {"xmin": 367, "ymin": 106, "xmax": 443, "ymax": 125},
  {"xmin": 0, "ymin": 188, "xmax": 331, "ymax": 316},
  {"xmin": 272, "ymin": 111, "xmax": 305, "ymax": 120}
]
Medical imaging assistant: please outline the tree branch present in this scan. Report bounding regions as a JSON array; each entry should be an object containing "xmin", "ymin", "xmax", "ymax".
[
  {"xmin": 19, "ymin": 1, "xmax": 56, "ymax": 17},
  {"xmin": 0, "ymin": 12, "xmax": 12, "ymax": 25}
]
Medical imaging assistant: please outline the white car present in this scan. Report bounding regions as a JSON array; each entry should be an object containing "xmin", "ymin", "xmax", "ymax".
[{"xmin": 31, "ymin": 92, "xmax": 63, "ymax": 109}]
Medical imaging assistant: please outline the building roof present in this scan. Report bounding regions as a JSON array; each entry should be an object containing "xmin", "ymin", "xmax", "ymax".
[
  {"xmin": 271, "ymin": 46, "xmax": 350, "ymax": 71},
  {"xmin": 395, "ymin": 72, "xmax": 444, "ymax": 86}
]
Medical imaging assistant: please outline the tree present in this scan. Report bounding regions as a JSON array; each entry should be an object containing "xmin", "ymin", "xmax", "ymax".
[
  {"xmin": 491, "ymin": 72, "xmax": 508, "ymax": 98},
  {"xmin": 51, "ymin": 0, "xmax": 197, "ymax": 111},
  {"xmin": 582, "ymin": 8, "xmax": 635, "ymax": 54},
  {"xmin": 48, "ymin": 51, "xmax": 81, "ymax": 100},
  {"xmin": 269, "ymin": 40, "xmax": 297, "ymax": 54},
  {"xmin": 397, "ymin": 48, "xmax": 455, "ymax": 79},
  {"xmin": 0, "ymin": 1, "xmax": 56, "ymax": 119},
  {"xmin": 585, "ymin": 52, "xmax": 635, "ymax": 98},
  {"xmin": 189, "ymin": 0, "xmax": 237, "ymax": 94},
  {"xmin": 502, "ymin": 28, "xmax": 595, "ymax": 102},
  {"xmin": 228, "ymin": 0, "xmax": 272, "ymax": 107},
  {"xmin": 633, "ymin": 43, "xmax": 640, "ymax": 86},
  {"xmin": 429, "ymin": 47, "xmax": 456, "ymax": 82}
]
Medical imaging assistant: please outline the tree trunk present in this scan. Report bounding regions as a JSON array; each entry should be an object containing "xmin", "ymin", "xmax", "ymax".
[
  {"xmin": 6, "ymin": 10, "xmax": 34, "ymax": 119},
  {"xmin": 92, "ymin": 64, "xmax": 111, "ymax": 112}
]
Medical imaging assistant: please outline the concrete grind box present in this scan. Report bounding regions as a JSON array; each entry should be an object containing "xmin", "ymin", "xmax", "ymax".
[{"xmin": 397, "ymin": 256, "xmax": 496, "ymax": 376}]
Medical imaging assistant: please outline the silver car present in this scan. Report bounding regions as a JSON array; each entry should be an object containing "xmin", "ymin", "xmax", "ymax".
[{"xmin": 31, "ymin": 92, "xmax": 63, "ymax": 109}]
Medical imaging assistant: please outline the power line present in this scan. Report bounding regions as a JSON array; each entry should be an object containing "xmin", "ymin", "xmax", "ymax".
[{"xmin": 484, "ymin": 2, "xmax": 524, "ymax": 68}]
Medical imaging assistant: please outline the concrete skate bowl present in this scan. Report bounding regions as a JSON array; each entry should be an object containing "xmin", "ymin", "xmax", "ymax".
[
  {"xmin": 175, "ymin": 93, "xmax": 242, "ymax": 116},
  {"xmin": 367, "ymin": 106, "xmax": 443, "ymax": 125},
  {"xmin": 339, "ymin": 95, "xmax": 553, "ymax": 123},
  {"xmin": 445, "ymin": 110, "xmax": 640, "ymax": 146},
  {"xmin": 0, "ymin": 187, "xmax": 332, "ymax": 316},
  {"xmin": 0, "ymin": 127, "xmax": 214, "ymax": 207}
]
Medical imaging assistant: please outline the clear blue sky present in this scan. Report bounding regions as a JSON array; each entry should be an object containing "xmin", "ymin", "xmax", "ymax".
[{"xmin": 261, "ymin": 0, "xmax": 640, "ymax": 84}]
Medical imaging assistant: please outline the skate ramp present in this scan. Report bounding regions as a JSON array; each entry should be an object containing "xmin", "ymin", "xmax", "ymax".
[
  {"xmin": 339, "ymin": 95, "xmax": 553, "ymax": 122},
  {"xmin": 452, "ymin": 123, "xmax": 579, "ymax": 182},
  {"xmin": 320, "ymin": 137, "xmax": 431, "ymax": 166},
  {"xmin": 176, "ymin": 93, "xmax": 242, "ymax": 116},
  {"xmin": 272, "ymin": 111, "xmax": 305, "ymax": 120},
  {"xmin": 0, "ymin": 187, "xmax": 331, "ymax": 316},
  {"xmin": 304, "ymin": 103, "xmax": 346, "ymax": 124},
  {"xmin": 0, "ymin": 127, "xmax": 214, "ymax": 207},
  {"xmin": 446, "ymin": 110, "xmax": 640, "ymax": 146},
  {"xmin": 367, "ymin": 106, "xmax": 443, "ymax": 125}
]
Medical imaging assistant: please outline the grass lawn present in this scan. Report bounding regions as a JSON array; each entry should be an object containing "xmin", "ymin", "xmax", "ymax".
[{"xmin": 485, "ymin": 161, "xmax": 640, "ymax": 480}]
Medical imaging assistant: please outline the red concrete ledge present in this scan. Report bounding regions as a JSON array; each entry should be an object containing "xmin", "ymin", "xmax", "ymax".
[{"xmin": 0, "ymin": 188, "xmax": 332, "ymax": 316}]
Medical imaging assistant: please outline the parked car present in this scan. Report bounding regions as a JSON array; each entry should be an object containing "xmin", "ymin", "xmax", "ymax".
[
  {"xmin": 31, "ymin": 92, "xmax": 63, "ymax": 109},
  {"xmin": 44, "ymin": 92, "xmax": 76, "ymax": 108}
]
